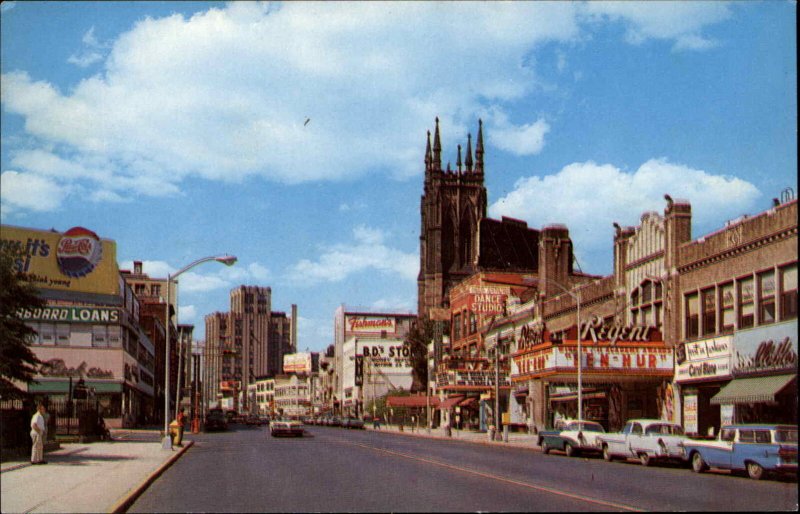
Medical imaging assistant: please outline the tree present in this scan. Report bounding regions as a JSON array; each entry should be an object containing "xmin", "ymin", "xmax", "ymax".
[
  {"xmin": 0, "ymin": 246, "xmax": 45, "ymax": 400},
  {"xmin": 403, "ymin": 318, "xmax": 434, "ymax": 392}
]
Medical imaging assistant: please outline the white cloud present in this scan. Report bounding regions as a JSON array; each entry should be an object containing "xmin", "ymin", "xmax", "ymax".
[
  {"xmin": 0, "ymin": 170, "xmax": 66, "ymax": 215},
  {"xmin": 287, "ymin": 225, "xmax": 418, "ymax": 287},
  {"xmin": 68, "ymin": 27, "xmax": 108, "ymax": 68},
  {"xmin": 582, "ymin": 2, "xmax": 731, "ymax": 52},
  {"xmin": 488, "ymin": 109, "xmax": 550, "ymax": 156},
  {"xmin": 1, "ymin": 2, "xmax": 735, "ymax": 212},
  {"xmin": 178, "ymin": 304, "xmax": 198, "ymax": 323},
  {"xmin": 489, "ymin": 158, "xmax": 761, "ymax": 267}
]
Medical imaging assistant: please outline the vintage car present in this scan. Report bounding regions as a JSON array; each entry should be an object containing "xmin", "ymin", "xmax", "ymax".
[
  {"xmin": 598, "ymin": 419, "xmax": 690, "ymax": 466},
  {"xmin": 204, "ymin": 409, "xmax": 228, "ymax": 432},
  {"xmin": 681, "ymin": 424, "xmax": 798, "ymax": 480},
  {"xmin": 537, "ymin": 420, "xmax": 606, "ymax": 457},
  {"xmin": 270, "ymin": 419, "xmax": 305, "ymax": 437},
  {"xmin": 342, "ymin": 417, "xmax": 365, "ymax": 429}
]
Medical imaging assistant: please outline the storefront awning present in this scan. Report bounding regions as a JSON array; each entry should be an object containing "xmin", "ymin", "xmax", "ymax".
[
  {"xmin": 27, "ymin": 379, "xmax": 123, "ymax": 394},
  {"xmin": 711, "ymin": 374, "xmax": 796, "ymax": 405},
  {"xmin": 386, "ymin": 395, "xmax": 439, "ymax": 408},
  {"xmin": 458, "ymin": 397, "xmax": 478, "ymax": 408},
  {"xmin": 438, "ymin": 396, "xmax": 464, "ymax": 409}
]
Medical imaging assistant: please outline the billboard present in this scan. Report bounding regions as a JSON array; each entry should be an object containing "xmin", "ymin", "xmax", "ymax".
[
  {"xmin": 283, "ymin": 352, "xmax": 313, "ymax": 374},
  {"xmin": 1, "ymin": 225, "xmax": 120, "ymax": 296},
  {"xmin": 345, "ymin": 315, "xmax": 396, "ymax": 334}
]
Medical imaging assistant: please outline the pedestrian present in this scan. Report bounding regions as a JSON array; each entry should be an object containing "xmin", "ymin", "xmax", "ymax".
[
  {"xmin": 30, "ymin": 402, "xmax": 47, "ymax": 465},
  {"xmin": 373, "ymin": 416, "xmax": 380, "ymax": 430},
  {"xmin": 174, "ymin": 407, "xmax": 186, "ymax": 447}
]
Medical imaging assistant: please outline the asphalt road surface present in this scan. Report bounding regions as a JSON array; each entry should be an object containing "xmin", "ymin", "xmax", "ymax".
[{"xmin": 129, "ymin": 424, "xmax": 798, "ymax": 512}]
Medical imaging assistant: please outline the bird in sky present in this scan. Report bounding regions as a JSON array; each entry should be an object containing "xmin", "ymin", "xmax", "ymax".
[{"xmin": 304, "ymin": 117, "xmax": 311, "ymax": 126}]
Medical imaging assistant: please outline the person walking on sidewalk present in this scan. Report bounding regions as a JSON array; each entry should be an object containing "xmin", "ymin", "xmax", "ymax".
[
  {"xmin": 30, "ymin": 403, "xmax": 47, "ymax": 465},
  {"xmin": 174, "ymin": 407, "xmax": 186, "ymax": 447}
]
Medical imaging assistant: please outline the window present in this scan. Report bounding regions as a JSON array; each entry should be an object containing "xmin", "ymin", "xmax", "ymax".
[
  {"xmin": 685, "ymin": 293, "xmax": 699, "ymax": 338},
  {"xmin": 631, "ymin": 423, "xmax": 643, "ymax": 435},
  {"xmin": 134, "ymin": 284, "xmax": 146, "ymax": 296},
  {"xmin": 469, "ymin": 312, "xmax": 477, "ymax": 335},
  {"xmin": 758, "ymin": 271, "xmax": 776, "ymax": 324},
  {"xmin": 108, "ymin": 326, "xmax": 122, "ymax": 347},
  {"xmin": 56, "ymin": 324, "xmax": 70, "ymax": 345},
  {"xmin": 738, "ymin": 277, "xmax": 754, "ymax": 329},
  {"xmin": 739, "ymin": 429, "xmax": 755, "ymax": 443},
  {"xmin": 701, "ymin": 288, "xmax": 716, "ymax": 336},
  {"xmin": 719, "ymin": 283, "xmax": 735, "ymax": 332},
  {"xmin": 151, "ymin": 284, "xmax": 161, "ymax": 297},
  {"xmin": 754, "ymin": 430, "xmax": 771, "ymax": 444},
  {"xmin": 453, "ymin": 313, "xmax": 462, "ymax": 340},
  {"xmin": 720, "ymin": 429, "xmax": 735, "ymax": 442},
  {"xmin": 780, "ymin": 265, "xmax": 798, "ymax": 320},
  {"xmin": 92, "ymin": 325, "xmax": 107, "ymax": 347}
]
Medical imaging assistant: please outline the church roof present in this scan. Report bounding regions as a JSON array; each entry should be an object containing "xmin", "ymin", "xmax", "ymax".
[{"xmin": 477, "ymin": 217, "xmax": 539, "ymax": 271}]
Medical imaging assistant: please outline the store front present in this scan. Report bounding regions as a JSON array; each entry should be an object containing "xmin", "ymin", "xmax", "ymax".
[
  {"xmin": 674, "ymin": 335, "xmax": 732, "ymax": 437},
  {"xmin": 711, "ymin": 321, "xmax": 797, "ymax": 426},
  {"xmin": 514, "ymin": 321, "xmax": 673, "ymax": 432}
]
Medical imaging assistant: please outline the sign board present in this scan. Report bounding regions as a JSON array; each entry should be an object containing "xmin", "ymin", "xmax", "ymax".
[
  {"xmin": 283, "ymin": 352, "xmax": 312, "ymax": 374},
  {"xmin": 17, "ymin": 306, "xmax": 121, "ymax": 324},
  {"xmin": 732, "ymin": 321, "xmax": 797, "ymax": 377},
  {"xmin": 513, "ymin": 345, "xmax": 673, "ymax": 378},
  {"xmin": 346, "ymin": 315, "xmax": 396, "ymax": 334},
  {"xmin": 684, "ymin": 394, "xmax": 698, "ymax": 434},
  {"xmin": 675, "ymin": 336, "xmax": 733, "ymax": 382},
  {"xmin": 1, "ymin": 225, "xmax": 119, "ymax": 296},
  {"xmin": 466, "ymin": 286, "xmax": 509, "ymax": 315}
]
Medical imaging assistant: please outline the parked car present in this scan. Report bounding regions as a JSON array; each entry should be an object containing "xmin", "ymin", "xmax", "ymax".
[
  {"xmin": 342, "ymin": 417, "xmax": 365, "ymax": 429},
  {"xmin": 329, "ymin": 416, "xmax": 342, "ymax": 427},
  {"xmin": 258, "ymin": 415, "xmax": 271, "ymax": 426},
  {"xmin": 538, "ymin": 420, "xmax": 606, "ymax": 457},
  {"xmin": 205, "ymin": 409, "xmax": 228, "ymax": 431},
  {"xmin": 270, "ymin": 419, "xmax": 305, "ymax": 437},
  {"xmin": 681, "ymin": 424, "xmax": 798, "ymax": 480},
  {"xmin": 598, "ymin": 419, "xmax": 691, "ymax": 466}
]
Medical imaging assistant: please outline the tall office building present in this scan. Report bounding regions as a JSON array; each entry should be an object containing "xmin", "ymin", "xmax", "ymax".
[{"xmin": 204, "ymin": 286, "xmax": 296, "ymax": 412}]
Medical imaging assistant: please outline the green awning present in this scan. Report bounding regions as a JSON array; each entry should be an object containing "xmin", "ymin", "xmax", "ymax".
[
  {"xmin": 27, "ymin": 379, "xmax": 123, "ymax": 394},
  {"xmin": 711, "ymin": 374, "xmax": 796, "ymax": 405}
]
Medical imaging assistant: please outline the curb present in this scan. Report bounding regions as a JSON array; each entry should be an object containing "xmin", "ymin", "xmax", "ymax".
[
  {"xmin": 107, "ymin": 440, "xmax": 194, "ymax": 514},
  {"xmin": 368, "ymin": 427, "xmax": 542, "ymax": 453}
]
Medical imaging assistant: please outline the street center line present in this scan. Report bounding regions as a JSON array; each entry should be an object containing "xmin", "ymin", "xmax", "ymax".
[{"xmin": 343, "ymin": 440, "xmax": 645, "ymax": 512}]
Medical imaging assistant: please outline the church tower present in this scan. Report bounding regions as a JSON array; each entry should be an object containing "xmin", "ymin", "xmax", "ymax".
[{"xmin": 418, "ymin": 118, "xmax": 488, "ymax": 319}]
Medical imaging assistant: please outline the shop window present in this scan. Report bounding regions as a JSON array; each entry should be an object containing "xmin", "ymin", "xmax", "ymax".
[
  {"xmin": 701, "ymin": 288, "xmax": 716, "ymax": 336},
  {"xmin": 685, "ymin": 293, "xmax": 699, "ymax": 339},
  {"xmin": 719, "ymin": 283, "xmax": 735, "ymax": 332},
  {"xmin": 108, "ymin": 326, "xmax": 122, "ymax": 347},
  {"xmin": 758, "ymin": 270, "xmax": 776, "ymax": 325},
  {"xmin": 56, "ymin": 324, "xmax": 70, "ymax": 346},
  {"xmin": 92, "ymin": 325, "xmax": 107, "ymax": 347},
  {"xmin": 738, "ymin": 277, "xmax": 754, "ymax": 329},
  {"xmin": 39, "ymin": 323, "xmax": 55, "ymax": 345},
  {"xmin": 780, "ymin": 265, "xmax": 798, "ymax": 320}
]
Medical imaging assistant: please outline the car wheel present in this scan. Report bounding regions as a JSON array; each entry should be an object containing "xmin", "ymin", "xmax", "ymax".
[
  {"xmin": 602, "ymin": 445, "xmax": 613, "ymax": 462},
  {"xmin": 691, "ymin": 452, "xmax": 707, "ymax": 473},
  {"xmin": 541, "ymin": 441, "xmax": 550, "ymax": 454},
  {"xmin": 746, "ymin": 462, "xmax": 764, "ymax": 480},
  {"xmin": 639, "ymin": 453, "xmax": 651, "ymax": 467},
  {"xmin": 565, "ymin": 443, "xmax": 577, "ymax": 457}
]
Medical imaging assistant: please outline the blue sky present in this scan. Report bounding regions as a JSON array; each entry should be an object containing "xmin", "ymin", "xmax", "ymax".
[{"xmin": 1, "ymin": 1, "xmax": 796, "ymax": 351}]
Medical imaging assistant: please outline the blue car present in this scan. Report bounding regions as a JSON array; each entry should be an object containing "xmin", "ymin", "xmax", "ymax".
[{"xmin": 681, "ymin": 424, "xmax": 797, "ymax": 480}]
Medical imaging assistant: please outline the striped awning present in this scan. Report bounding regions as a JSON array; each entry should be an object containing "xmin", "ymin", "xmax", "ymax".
[{"xmin": 711, "ymin": 374, "xmax": 796, "ymax": 405}]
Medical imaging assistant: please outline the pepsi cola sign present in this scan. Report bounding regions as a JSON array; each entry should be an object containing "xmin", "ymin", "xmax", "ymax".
[{"xmin": 56, "ymin": 227, "xmax": 103, "ymax": 278}]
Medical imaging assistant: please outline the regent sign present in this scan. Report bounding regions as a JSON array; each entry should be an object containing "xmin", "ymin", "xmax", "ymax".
[
  {"xmin": 513, "ymin": 346, "xmax": 672, "ymax": 377},
  {"xmin": 579, "ymin": 316, "xmax": 660, "ymax": 345}
]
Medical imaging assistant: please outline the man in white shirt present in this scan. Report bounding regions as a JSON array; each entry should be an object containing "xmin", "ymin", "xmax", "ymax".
[{"xmin": 30, "ymin": 403, "xmax": 47, "ymax": 465}]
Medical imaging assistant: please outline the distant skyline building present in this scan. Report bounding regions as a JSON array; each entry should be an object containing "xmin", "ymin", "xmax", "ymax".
[{"xmin": 204, "ymin": 286, "xmax": 296, "ymax": 412}]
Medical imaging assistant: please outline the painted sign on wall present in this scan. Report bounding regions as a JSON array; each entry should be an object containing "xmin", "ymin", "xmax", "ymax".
[
  {"xmin": 675, "ymin": 336, "xmax": 733, "ymax": 382},
  {"xmin": 732, "ymin": 321, "xmax": 798, "ymax": 377},
  {"xmin": 346, "ymin": 315, "xmax": 396, "ymax": 334}
]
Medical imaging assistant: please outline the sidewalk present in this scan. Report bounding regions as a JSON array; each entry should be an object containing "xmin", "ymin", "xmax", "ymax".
[
  {"xmin": 366, "ymin": 423, "xmax": 543, "ymax": 451},
  {"xmin": 1, "ymin": 430, "xmax": 192, "ymax": 514}
]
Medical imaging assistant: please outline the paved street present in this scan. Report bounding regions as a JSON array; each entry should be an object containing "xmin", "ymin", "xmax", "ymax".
[{"xmin": 130, "ymin": 425, "xmax": 798, "ymax": 512}]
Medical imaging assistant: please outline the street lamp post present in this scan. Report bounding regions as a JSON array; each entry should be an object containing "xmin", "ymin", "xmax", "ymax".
[
  {"xmin": 162, "ymin": 255, "xmax": 237, "ymax": 450},
  {"xmin": 537, "ymin": 278, "xmax": 583, "ymax": 421}
]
